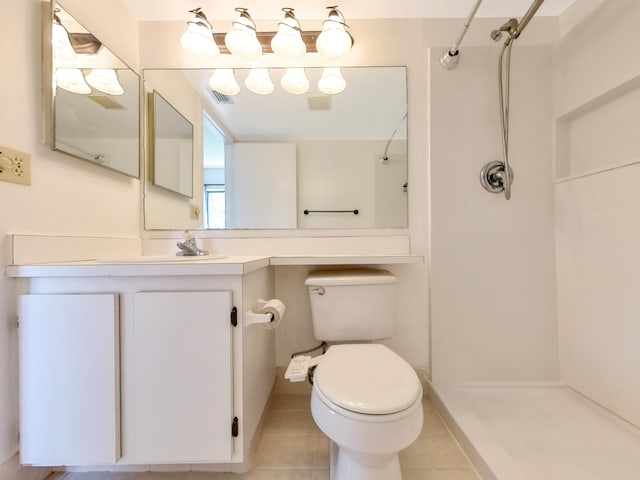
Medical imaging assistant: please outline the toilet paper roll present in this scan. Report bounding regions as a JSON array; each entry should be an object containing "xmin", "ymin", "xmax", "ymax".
[{"xmin": 259, "ymin": 299, "xmax": 286, "ymax": 330}]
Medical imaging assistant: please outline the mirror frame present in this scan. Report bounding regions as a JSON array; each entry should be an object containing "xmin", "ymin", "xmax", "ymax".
[{"xmin": 43, "ymin": 1, "xmax": 141, "ymax": 179}]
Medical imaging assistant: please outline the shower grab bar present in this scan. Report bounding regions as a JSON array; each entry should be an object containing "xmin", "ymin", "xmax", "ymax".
[
  {"xmin": 440, "ymin": 0, "xmax": 484, "ymax": 69},
  {"xmin": 304, "ymin": 209, "xmax": 359, "ymax": 215}
]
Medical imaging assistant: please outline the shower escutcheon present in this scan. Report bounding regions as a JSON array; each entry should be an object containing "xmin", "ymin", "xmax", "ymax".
[{"xmin": 480, "ymin": 160, "xmax": 514, "ymax": 194}]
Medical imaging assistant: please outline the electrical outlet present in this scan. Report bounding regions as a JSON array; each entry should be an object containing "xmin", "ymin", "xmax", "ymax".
[
  {"xmin": 190, "ymin": 204, "xmax": 201, "ymax": 220},
  {"xmin": 0, "ymin": 145, "xmax": 31, "ymax": 185}
]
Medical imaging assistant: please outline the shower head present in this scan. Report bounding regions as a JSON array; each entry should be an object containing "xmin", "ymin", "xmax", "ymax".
[
  {"xmin": 491, "ymin": 0, "xmax": 545, "ymax": 42},
  {"xmin": 491, "ymin": 18, "xmax": 518, "ymax": 41}
]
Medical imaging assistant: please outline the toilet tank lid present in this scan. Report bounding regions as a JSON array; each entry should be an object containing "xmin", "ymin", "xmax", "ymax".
[{"xmin": 305, "ymin": 269, "xmax": 397, "ymax": 286}]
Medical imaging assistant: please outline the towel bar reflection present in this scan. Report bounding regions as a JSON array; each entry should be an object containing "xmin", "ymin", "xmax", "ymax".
[{"xmin": 303, "ymin": 209, "xmax": 359, "ymax": 215}]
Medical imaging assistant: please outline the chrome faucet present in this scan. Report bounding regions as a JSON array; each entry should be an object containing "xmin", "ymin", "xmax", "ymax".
[{"xmin": 176, "ymin": 230, "xmax": 209, "ymax": 256}]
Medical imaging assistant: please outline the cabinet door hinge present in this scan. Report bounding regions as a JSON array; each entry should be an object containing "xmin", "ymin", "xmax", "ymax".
[
  {"xmin": 231, "ymin": 416, "xmax": 239, "ymax": 437},
  {"xmin": 230, "ymin": 306, "xmax": 238, "ymax": 327}
]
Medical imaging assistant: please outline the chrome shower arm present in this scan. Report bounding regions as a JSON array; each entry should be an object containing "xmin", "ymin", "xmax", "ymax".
[
  {"xmin": 514, "ymin": 0, "xmax": 545, "ymax": 38},
  {"xmin": 451, "ymin": 0, "xmax": 484, "ymax": 53},
  {"xmin": 440, "ymin": 0, "xmax": 484, "ymax": 69}
]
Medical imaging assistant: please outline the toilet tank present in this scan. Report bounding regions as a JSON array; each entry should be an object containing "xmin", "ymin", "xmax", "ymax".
[{"xmin": 305, "ymin": 269, "xmax": 397, "ymax": 341}]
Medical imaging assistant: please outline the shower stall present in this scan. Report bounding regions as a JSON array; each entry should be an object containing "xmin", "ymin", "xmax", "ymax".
[{"xmin": 428, "ymin": 0, "xmax": 640, "ymax": 479}]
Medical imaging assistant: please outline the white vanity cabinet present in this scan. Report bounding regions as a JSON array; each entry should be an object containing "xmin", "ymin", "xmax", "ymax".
[
  {"xmin": 10, "ymin": 257, "xmax": 275, "ymax": 470},
  {"xmin": 130, "ymin": 291, "xmax": 233, "ymax": 463},
  {"xmin": 19, "ymin": 293, "xmax": 120, "ymax": 466}
]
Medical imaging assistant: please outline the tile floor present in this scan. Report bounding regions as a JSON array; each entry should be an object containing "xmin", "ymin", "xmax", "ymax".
[{"xmin": 47, "ymin": 395, "xmax": 479, "ymax": 480}]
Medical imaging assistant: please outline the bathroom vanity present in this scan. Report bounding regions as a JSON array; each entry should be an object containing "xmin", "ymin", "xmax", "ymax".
[{"xmin": 8, "ymin": 257, "xmax": 275, "ymax": 470}]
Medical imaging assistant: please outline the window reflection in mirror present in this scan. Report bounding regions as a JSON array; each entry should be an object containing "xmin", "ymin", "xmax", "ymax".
[
  {"xmin": 149, "ymin": 91, "xmax": 194, "ymax": 198},
  {"xmin": 143, "ymin": 66, "xmax": 407, "ymax": 230},
  {"xmin": 203, "ymin": 115, "xmax": 226, "ymax": 228},
  {"xmin": 46, "ymin": 3, "xmax": 140, "ymax": 178}
]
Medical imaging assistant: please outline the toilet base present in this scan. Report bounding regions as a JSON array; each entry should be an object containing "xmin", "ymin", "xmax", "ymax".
[{"xmin": 331, "ymin": 442, "xmax": 402, "ymax": 480}]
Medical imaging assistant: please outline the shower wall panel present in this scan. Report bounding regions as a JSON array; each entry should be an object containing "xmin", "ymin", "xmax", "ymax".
[
  {"xmin": 553, "ymin": 0, "xmax": 640, "ymax": 429},
  {"xmin": 429, "ymin": 46, "xmax": 558, "ymax": 383}
]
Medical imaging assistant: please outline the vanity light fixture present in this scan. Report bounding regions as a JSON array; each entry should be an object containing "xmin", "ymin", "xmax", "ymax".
[
  {"xmin": 85, "ymin": 68, "xmax": 124, "ymax": 95},
  {"xmin": 52, "ymin": 12, "xmax": 77, "ymax": 62},
  {"xmin": 318, "ymin": 67, "xmax": 346, "ymax": 94},
  {"xmin": 209, "ymin": 69, "xmax": 241, "ymax": 96},
  {"xmin": 245, "ymin": 68, "xmax": 275, "ymax": 95},
  {"xmin": 280, "ymin": 68, "xmax": 310, "ymax": 95},
  {"xmin": 316, "ymin": 6, "xmax": 353, "ymax": 60},
  {"xmin": 181, "ymin": 5, "xmax": 353, "ymax": 62},
  {"xmin": 180, "ymin": 8, "xmax": 220, "ymax": 59},
  {"xmin": 224, "ymin": 8, "xmax": 262, "ymax": 62},
  {"xmin": 55, "ymin": 68, "xmax": 92, "ymax": 94},
  {"xmin": 271, "ymin": 8, "xmax": 306, "ymax": 62}
]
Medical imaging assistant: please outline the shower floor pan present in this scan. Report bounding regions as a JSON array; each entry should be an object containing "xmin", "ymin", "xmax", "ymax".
[{"xmin": 429, "ymin": 382, "xmax": 640, "ymax": 480}]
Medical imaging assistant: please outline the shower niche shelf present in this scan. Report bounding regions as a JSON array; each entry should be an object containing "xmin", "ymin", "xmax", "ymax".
[{"xmin": 554, "ymin": 75, "xmax": 640, "ymax": 182}]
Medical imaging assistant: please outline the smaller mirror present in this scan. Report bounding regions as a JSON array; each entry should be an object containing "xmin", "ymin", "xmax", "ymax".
[
  {"xmin": 45, "ymin": 3, "xmax": 140, "ymax": 178},
  {"xmin": 148, "ymin": 91, "xmax": 194, "ymax": 198}
]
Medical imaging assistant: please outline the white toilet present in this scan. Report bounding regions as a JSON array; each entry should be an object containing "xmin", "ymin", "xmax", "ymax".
[{"xmin": 305, "ymin": 269, "xmax": 423, "ymax": 480}]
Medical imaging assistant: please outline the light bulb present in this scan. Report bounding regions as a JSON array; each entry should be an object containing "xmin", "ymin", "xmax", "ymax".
[
  {"xmin": 52, "ymin": 21, "xmax": 77, "ymax": 62},
  {"xmin": 85, "ymin": 69, "xmax": 124, "ymax": 95},
  {"xmin": 209, "ymin": 69, "xmax": 240, "ymax": 96},
  {"xmin": 55, "ymin": 68, "xmax": 91, "ymax": 95},
  {"xmin": 280, "ymin": 68, "xmax": 309, "ymax": 95},
  {"xmin": 316, "ymin": 8, "xmax": 353, "ymax": 61},
  {"xmin": 180, "ymin": 9, "xmax": 220, "ymax": 59},
  {"xmin": 318, "ymin": 67, "xmax": 346, "ymax": 94},
  {"xmin": 271, "ymin": 9, "xmax": 306, "ymax": 62},
  {"xmin": 225, "ymin": 9, "xmax": 262, "ymax": 62},
  {"xmin": 245, "ymin": 69, "xmax": 274, "ymax": 95}
]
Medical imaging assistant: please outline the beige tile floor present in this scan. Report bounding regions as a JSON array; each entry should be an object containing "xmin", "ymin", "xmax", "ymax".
[{"xmin": 47, "ymin": 395, "xmax": 479, "ymax": 480}]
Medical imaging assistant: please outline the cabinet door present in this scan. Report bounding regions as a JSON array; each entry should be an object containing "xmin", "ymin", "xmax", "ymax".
[
  {"xmin": 19, "ymin": 293, "xmax": 120, "ymax": 465},
  {"xmin": 132, "ymin": 291, "xmax": 233, "ymax": 463}
]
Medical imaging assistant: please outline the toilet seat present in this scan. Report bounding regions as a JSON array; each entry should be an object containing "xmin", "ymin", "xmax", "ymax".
[{"xmin": 314, "ymin": 344, "xmax": 422, "ymax": 415}]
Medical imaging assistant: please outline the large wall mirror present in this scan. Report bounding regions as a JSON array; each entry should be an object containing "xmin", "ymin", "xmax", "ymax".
[
  {"xmin": 44, "ymin": 2, "xmax": 140, "ymax": 178},
  {"xmin": 143, "ymin": 66, "xmax": 408, "ymax": 230}
]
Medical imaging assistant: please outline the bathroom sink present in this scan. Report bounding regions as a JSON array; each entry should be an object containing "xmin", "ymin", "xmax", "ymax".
[{"xmin": 95, "ymin": 254, "xmax": 226, "ymax": 264}]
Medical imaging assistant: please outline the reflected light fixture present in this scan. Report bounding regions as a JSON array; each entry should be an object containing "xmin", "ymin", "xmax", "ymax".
[
  {"xmin": 85, "ymin": 68, "xmax": 124, "ymax": 95},
  {"xmin": 316, "ymin": 6, "xmax": 353, "ymax": 60},
  {"xmin": 280, "ymin": 68, "xmax": 310, "ymax": 95},
  {"xmin": 271, "ymin": 8, "xmax": 306, "ymax": 62},
  {"xmin": 245, "ymin": 68, "xmax": 275, "ymax": 95},
  {"xmin": 55, "ymin": 68, "xmax": 91, "ymax": 94},
  {"xmin": 180, "ymin": 7, "xmax": 220, "ymax": 59},
  {"xmin": 52, "ymin": 12, "xmax": 77, "ymax": 62},
  {"xmin": 209, "ymin": 68, "xmax": 241, "ymax": 96},
  {"xmin": 318, "ymin": 67, "xmax": 346, "ymax": 94},
  {"xmin": 225, "ymin": 8, "xmax": 262, "ymax": 62}
]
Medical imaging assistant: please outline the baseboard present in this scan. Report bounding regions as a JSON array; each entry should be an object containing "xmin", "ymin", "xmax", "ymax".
[{"xmin": 0, "ymin": 455, "xmax": 52, "ymax": 480}]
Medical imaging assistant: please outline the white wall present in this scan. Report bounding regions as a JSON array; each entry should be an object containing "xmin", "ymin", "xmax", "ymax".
[
  {"xmin": 297, "ymin": 140, "xmax": 407, "ymax": 229},
  {"xmin": 226, "ymin": 143, "xmax": 297, "ymax": 229},
  {"xmin": 553, "ymin": 0, "xmax": 640, "ymax": 428},
  {"xmin": 0, "ymin": 0, "xmax": 140, "ymax": 464},
  {"xmin": 430, "ymin": 45, "xmax": 559, "ymax": 383}
]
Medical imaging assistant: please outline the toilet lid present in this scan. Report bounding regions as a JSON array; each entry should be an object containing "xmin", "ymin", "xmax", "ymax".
[{"xmin": 314, "ymin": 344, "xmax": 421, "ymax": 415}]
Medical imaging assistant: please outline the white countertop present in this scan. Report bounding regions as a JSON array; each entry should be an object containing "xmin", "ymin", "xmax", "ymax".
[
  {"xmin": 5, "ymin": 254, "xmax": 424, "ymax": 278},
  {"xmin": 5, "ymin": 256, "xmax": 271, "ymax": 278}
]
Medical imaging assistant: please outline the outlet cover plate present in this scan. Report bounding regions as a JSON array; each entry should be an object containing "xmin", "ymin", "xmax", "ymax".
[{"xmin": 0, "ymin": 145, "xmax": 31, "ymax": 185}]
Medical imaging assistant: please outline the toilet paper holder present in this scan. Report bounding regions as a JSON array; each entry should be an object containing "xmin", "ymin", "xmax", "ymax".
[{"xmin": 245, "ymin": 298, "xmax": 284, "ymax": 327}]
